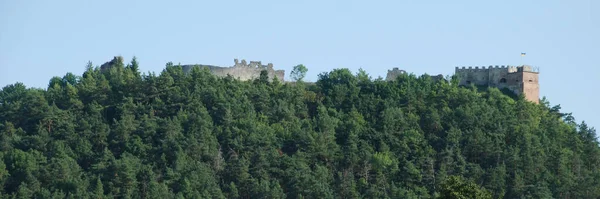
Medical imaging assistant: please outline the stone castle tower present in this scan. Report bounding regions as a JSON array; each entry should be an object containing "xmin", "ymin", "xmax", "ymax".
[{"xmin": 454, "ymin": 65, "xmax": 539, "ymax": 103}]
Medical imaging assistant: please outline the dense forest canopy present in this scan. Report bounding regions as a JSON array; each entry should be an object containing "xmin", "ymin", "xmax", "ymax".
[{"xmin": 0, "ymin": 57, "xmax": 598, "ymax": 198}]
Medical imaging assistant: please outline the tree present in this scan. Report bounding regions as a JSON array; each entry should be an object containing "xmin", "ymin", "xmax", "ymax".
[
  {"xmin": 438, "ymin": 176, "xmax": 492, "ymax": 199},
  {"xmin": 290, "ymin": 64, "xmax": 308, "ymax": 82},
  {"xmin": 0, "ymin": 56, "xmax": 598, "ymax": 198}
]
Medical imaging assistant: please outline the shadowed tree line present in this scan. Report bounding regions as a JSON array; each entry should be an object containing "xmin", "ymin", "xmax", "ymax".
[{"xmin": 0, "ymin": 57, "xmax": 598, "ymax": 198}]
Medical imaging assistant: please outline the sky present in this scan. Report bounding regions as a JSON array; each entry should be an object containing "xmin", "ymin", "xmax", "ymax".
[{"xmin": 1, "ymin": 0, "xmax": 598, "ymax": 129}]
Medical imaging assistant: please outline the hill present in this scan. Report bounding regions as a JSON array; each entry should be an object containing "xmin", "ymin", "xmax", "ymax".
[{"xmin": 0, "ymin": 58, "xmax": 598, "ymax": 198}]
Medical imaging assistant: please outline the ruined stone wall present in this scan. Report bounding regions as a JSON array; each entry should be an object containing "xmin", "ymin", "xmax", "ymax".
[
  {"xmin": 386, "ymin": 67, "xmax": 406, "ymax": 81},
  {"xmin": 385, "ymin": 68, "xmax": 446, "ymax": 83},
  {"xmin": 181, "ymin": 59, "xmax": 285, "ymax": 82},
  {"xmin": 273, "ymin": 70, "xmax": 285, "ymax": 81},
  {"xmin": 182, "ymin": 64, "xmax": 218, "ymax": 74}
]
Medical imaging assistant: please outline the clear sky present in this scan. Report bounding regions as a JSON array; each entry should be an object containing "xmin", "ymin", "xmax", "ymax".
[{"xmin": 1, "ymin": 0, "xmax": 598, "ymax": 129}]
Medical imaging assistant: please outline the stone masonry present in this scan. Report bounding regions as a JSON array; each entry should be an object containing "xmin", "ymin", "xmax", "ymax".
[
  {"xmin": 385, "ymin": 67, "xmax": 407, "ymax": 81},
  {"xmin": 385, "ymin": 65, "xmax": 539, "ymax": 103},
  {"xmin": 181, "ymin": 59, "xmax": 285, "ymax": 82},
  {"xmin": 454, "ymin": 65, "xmax": 539, "ymax": 103},
  {"xmin": 99, "ymin": 57, "xmax": 285, "ymax": 82},
  {"xmin": 386, "ymin": 67, "xmax": 445, "ymax": 82},
  {"xmin": 101, "ymin": 56, "xmax": 538, "ymax": 103}
]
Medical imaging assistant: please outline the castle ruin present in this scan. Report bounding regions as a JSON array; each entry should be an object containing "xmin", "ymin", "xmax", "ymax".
[
  {"xmin": 100, "ymin": 56, "xmax": 285, "ymax": 82},
  {"xmin": 386, "ymin": 68, "xmax": 407, "ymax": 81},
  {"xmin": 100, "ymin": 56, "xmax": 539, "ymax": 103},
  {"xmin": 454, "ymin": 65, "xmax": 539, "ymax": 103},
  {"xmin": 386, "ymin": 67, "xmax": 446, "ymax": 82},
  {"xmin": 181, "ymin": 59, "xmax": 285, "ymax": 82}
]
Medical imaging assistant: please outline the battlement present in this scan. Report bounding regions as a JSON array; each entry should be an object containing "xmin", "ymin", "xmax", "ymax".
[
  {"xmin": 233, "ymin": 59, "xmax": 275, "ymax": 70},
  {"xmin": 455, "ymin": 65, "xmax": 512, "ymax": 70},
  {"xmin": 454, "ymin": 64, "xmax": 539, "ymax": 103},
  {"xmin": 453, "ymin": 65, "xmax": 539, "ymax": 74},
  {"xmin": 517, "ymin": 65, "xmax": 538, "ymax": 73},
  {"xmin": 455, "ymin": 65, "xmax": 512, "ymax": 71}
]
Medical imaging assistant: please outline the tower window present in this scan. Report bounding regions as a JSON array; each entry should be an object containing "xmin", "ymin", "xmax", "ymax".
[{"xmin": 500, "ymin": 78, "xmax": 507, "ymax": 83}]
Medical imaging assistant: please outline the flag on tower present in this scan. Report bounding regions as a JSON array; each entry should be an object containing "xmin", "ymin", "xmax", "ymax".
[{"xmin": 521, "ymin": 52, "xmax": 526, "ymax": 56}]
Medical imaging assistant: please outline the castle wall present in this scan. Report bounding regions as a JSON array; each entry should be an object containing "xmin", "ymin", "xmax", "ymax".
[
  {"xmin": 487, "ymin": 66, "xmax": 510, "ymax": 88},
  {"xmin": 504, "ymin": 72, "xmax": 520, "ymax": 95},
  {"xmin": 386, "ymin": 68, "xmax": 406, "ymax": 81},
  {"xmin": 182, "ymin": 64, "xmax": 217, "ymax": 74},
  {"xmin": 181, "ymin": 59, "xmax": 285, "ymax": 82},
  {"xmin": 502, "ymin": 71, "xmax": 539, "ymax": 103},
  {"xmin": 208, "ymin": 65, "xmax": 283, "ymax": 81},
  {"xmin": 453, "ymin": 65, "xmax": 539, "ymax": 104},
  {"xmin": 273, "ymin": 70, "xmax": 285, "ymax": 81},
  {"xmin": 455, "ymin": 66, "xmax": 490, "ymax": 85},
  {"xmin": 385, "ymin": 68, "xmax": 445, "ymax": 82},
  {"xmin": 521, "ymin": 72, "xmax": 539, "ymax": 103}
]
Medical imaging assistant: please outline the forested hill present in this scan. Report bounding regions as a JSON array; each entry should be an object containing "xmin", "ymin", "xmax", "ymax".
[{"xmin": 1, "ymin": 58, "xmax": 599, "ymax": 199}]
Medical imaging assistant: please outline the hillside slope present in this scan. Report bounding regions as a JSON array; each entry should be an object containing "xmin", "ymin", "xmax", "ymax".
[{"xmin": 0, "ymin": 58, "xmax": 598, "ymax": 198}]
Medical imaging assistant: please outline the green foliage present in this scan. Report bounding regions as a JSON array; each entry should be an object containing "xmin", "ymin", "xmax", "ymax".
[
  {"xmin": 439, "ymin": 176, "xmax": 492, "ymax": 199},
  {"xmin": 0, "ymin": 57, "xmax": 598, "ymax": 198},
  {"xmin": 290, "ymin": 64, "xmax": 308, "ymax": 82}
]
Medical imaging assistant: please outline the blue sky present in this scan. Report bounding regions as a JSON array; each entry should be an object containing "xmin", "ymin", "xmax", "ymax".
[{"xmin": 1, "ymin": 0, "xmax": 598, "ymax": 129}]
